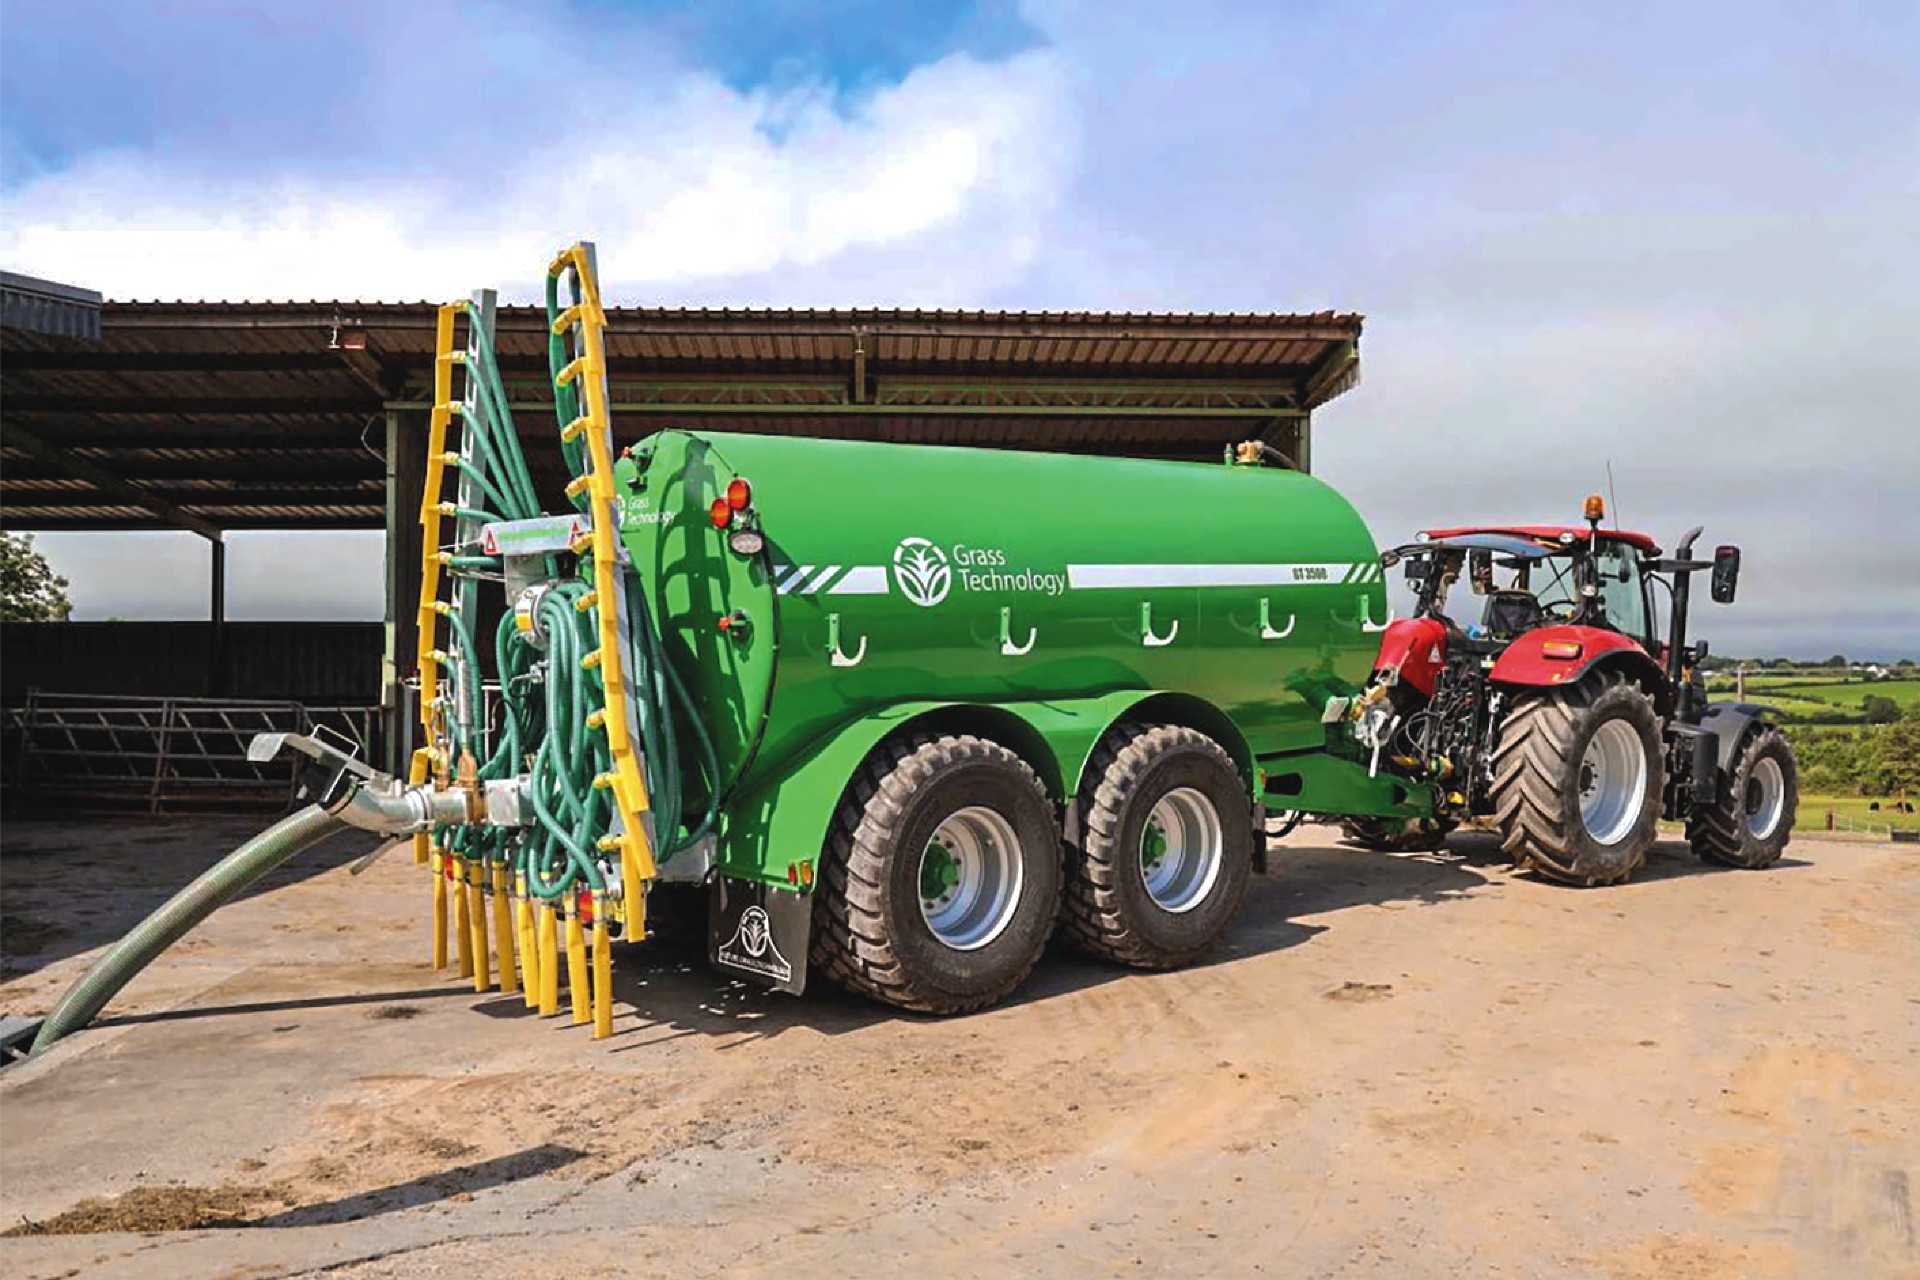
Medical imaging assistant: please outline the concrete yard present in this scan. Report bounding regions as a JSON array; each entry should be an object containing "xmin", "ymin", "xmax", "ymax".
[{"xmin": 0, "ymin": 818, "xmax": 1914, "ymax": 1278}]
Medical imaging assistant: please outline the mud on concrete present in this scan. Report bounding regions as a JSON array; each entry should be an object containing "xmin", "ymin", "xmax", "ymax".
[{"xmin": 0, "ymin": 818, "xmax": 1914, "ymax": 1277}]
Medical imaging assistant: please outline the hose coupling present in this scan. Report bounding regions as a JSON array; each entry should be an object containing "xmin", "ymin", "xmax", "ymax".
[{"xmin": 248, "ymin": 730, "xmax": 479, "ymax": 835}]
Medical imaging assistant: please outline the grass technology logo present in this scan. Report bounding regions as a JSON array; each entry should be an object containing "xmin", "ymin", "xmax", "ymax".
[{"xmin": 893, "ymin": 537, "xmax": 952, "ymax": 607}]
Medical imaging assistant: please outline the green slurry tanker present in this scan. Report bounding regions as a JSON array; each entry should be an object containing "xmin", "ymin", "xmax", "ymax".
[
  {"xmin": 617, "ymin": 427, "xmax": 1405, "ymax": 1012},
  {"xmin": 21, "ymin": 244, "xmax": 1422, "ymax": 1055}
]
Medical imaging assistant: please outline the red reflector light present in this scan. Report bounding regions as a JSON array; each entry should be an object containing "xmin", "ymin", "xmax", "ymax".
[
  {"xmin": 1542, "ymin": 640, "xmax": 1583, "ymax": 660},
  {"xmin": 709, "ymin": 497, "xmax": 733, "ymax": 529},
  {"xmin": 577, "ymin": 892, "xmax": 595, "ymax": 924},
  {"xmin": 726, "ymin": 477, "xmax": 752, "ymax": 510}
]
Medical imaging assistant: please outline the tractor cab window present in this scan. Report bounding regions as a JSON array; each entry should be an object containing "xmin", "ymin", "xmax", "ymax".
[
  {"xmin": 1530, "ymin": 557, "xmax": 1584, "ymax": 623},
  {"xmin": 1527, "ymin": 545, "xmax": 1648, "ymax": 641},
  {"xmin": 1590, "ymin": 544, "xmax": 1649, "ymax": 640},
  {"xmin": 1432, "ymin": 552, "xmax": 1549, "ymax": 639}
]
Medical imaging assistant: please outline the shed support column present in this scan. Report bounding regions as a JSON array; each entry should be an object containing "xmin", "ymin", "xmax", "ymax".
[
  {"xmin": 382, "ymin": 407, "xmax": 427, "ymax": 774},
  {"xmin": 209, "ymin": 537, "xmax": 227, "ymax": 696}
]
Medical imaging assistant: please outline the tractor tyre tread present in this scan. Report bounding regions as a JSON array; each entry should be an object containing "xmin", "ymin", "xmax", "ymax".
[
  {"xmin": 1490, "ymin": 672, "xmax": 1660, "ymax": 886},
  {"xmin": 1688, "ymin": 725, "xmax": 1797, "ymax": 869}
]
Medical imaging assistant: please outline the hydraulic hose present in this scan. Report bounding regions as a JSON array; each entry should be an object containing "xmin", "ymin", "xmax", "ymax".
[{"xmin": 30, "ymin": 804, "xmax": 347, "ymax": 1054}]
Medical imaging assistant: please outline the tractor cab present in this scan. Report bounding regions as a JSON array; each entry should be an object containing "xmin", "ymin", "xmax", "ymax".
[{"xmin": 1390, "ymin": 522, "xmax": 1665, "ymax": 650}]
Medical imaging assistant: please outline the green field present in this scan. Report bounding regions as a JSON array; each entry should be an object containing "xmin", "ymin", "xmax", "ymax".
[
  {"xmin": 1802, "ymin": 794, "xmax": 1920, "ymax": 834},
  {"xmin": 1706, "ymin": 675, "xmax": 1920, "ymax": 722}
]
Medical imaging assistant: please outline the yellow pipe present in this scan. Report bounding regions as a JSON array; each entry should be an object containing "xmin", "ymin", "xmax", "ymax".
[
  {"xmin": 409, "ymin": 750, "xmax": 432, "ymax": 865},
  {"xmin": 430, "ymin": 848, "xmax": 448, "ymax": 970},
  {"xmin": 565, "ymin": 903, "xmax": 590, "ymax": 1026},
  {"xmin": 467, "ymin": 864, "xmax": 491, "ymax": 992},
  {"xmin": 453, "ymin": 860, "xmax": 474, "ymax": 979},
  {"xmin": 516, "ymin": 876, "xmax": 539, "ymax": 1010},
  {"xmin": 591, "ymin": 895, "xmax": 613, "ymax": 1040},
  {"xmin": 536, "ymin": 902, "xmax": 560, "ymax": 1017},
  {"xmin": 491, "ymin": 863, "xmax": 518, "ymax": 996}
]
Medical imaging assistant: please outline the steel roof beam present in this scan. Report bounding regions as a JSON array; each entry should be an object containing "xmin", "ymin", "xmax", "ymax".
[
  {"xmin": 0, "ymin": 420, "xmax": 224, "ymax": 540},
  {"xmin": 0, "ymin": 512, "xmax": 383, "ymax": 532},
  {"xmin": 0, "ymin": 351, "xmax": 349, "ymax": 373},
  {"xmin": 2, "ymin": 396, "xmax": 377, "ymax": 415},
  {"xmin": 3, "ymin": 456, "xmax": 381, "ymax": 482}
]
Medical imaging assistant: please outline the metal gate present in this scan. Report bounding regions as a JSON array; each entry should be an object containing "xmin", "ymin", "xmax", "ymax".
[{"xmin": 2, "ymin": 692, "xmax": 379, "ymax": 814}]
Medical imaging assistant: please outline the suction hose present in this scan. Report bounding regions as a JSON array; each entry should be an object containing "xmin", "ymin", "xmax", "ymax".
[{"xmin": 30, "ymin": 804, "xmax": 348, "ymax": 1054}]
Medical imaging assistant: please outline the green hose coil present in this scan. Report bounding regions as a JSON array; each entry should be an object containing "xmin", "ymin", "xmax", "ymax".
[{"xmin": 417, "ymin": 281, "xmax": 720, "ymax": 929}]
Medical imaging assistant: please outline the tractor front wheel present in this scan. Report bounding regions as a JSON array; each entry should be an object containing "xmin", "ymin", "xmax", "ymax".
[
  {"xmin": 1688, "ymin": 725, "xmax": 1797, "ymax": 869},
  {"xmin": 811, "ymin": 734, "xmax": 1061, "ymax": 1014},
  {"xmin": 1490, "ymin": 672, "xmax": 1663, "ymax": 885}
]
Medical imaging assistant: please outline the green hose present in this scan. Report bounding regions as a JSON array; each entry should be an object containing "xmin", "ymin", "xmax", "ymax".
[{"xmin": 30, "ymin": 804, "xmax": 347, "ymax": 1054}]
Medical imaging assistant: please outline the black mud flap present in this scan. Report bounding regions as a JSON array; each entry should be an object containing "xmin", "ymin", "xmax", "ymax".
[{"xmin": 708, "ymin": 876, "xmax": 810, "ymax": 995}]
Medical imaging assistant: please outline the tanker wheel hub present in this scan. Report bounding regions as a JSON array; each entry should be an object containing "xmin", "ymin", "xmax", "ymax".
[
  {"xmin": 1138, "ymin": 788, "xmax": 1226, "ymax": 914},
  {"xmin": 917, "ymin": 808, "xmax": 1023, "ymax": 952}
]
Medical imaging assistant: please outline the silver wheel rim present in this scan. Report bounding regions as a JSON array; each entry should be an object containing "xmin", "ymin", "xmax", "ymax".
[
  {"xmin": 1578, "ymin": 719, "xmax": 1648, "ymax": 846},
  {"xmin": 1745, "ymin": 756, "xmax": 1786, "ymax": 840},
  {"xmin": 918, "ymin": 806, "xmax": 1023, "ymax": 951},
  {"xmin": 1140, "ymin": 787, "xmax": 1224, "ymax": 913}
]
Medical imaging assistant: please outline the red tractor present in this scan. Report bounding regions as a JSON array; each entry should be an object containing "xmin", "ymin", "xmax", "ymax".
[{"xmin": 1338, "ymin": 497, "xmax": 1797, "ymax": 884}]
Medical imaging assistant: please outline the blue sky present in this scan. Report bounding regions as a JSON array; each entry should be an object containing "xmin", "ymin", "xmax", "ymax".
[{"xmin": 3, "ymin": 0, "xmax": 1917, "ymax": 655}]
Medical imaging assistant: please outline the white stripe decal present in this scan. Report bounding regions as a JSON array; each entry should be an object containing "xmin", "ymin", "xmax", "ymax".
[
  {"xmin": 1066, "ymin": 563, "xmax": 1365, "ymax": 589},
  {"xmin": 797, "ymin": 565, "xmax": 841, "ymax": 595},
  {"xmin": 775, "ymin": 564, "xmax": 811, "ymax": 593},
  {"xmin": 827, "ymin": 565, "xmax": 890, "ymax": 595}
]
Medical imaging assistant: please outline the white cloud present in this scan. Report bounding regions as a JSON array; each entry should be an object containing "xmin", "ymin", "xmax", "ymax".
[{"xmin": 0, "ymin": 49, "xmax": 1073, "ymax": 305}]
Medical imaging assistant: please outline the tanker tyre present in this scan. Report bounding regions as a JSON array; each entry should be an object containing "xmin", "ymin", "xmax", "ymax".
[
  {"xmin": 1688, "ymin": 725, "xmax": 1797, "ymax": 869},
  {"xmin": 810, "ymin": 734, "xmax": 1061, "ymax": 1015},
  {"xmin": 1063, "ymin": 724, "xmax": 1254, "ymax": 969},
  {"xmin": 1490, "ymin": 672, "xmax": 1663, "ymax": 886}
]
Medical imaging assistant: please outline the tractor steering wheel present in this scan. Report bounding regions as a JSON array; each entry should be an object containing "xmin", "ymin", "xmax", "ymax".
[{"xmin": 1540, "ymin": 598, "xmax": 1581, "ymax": 624}]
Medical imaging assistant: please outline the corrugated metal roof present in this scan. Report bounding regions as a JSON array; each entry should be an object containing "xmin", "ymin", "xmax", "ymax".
[
  {"xmin": 2, "ymin": 299, "xmax": 1360, "ymax": 531},
  {"xmin": 1, "ymin": 271, "xmax": 103, "ymax": 341}
]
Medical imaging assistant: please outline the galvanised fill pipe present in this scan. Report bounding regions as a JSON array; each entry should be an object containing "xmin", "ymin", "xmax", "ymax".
[{"xmin": 30, "ymin": 804, "xmax": 346, "ymax": 1054}]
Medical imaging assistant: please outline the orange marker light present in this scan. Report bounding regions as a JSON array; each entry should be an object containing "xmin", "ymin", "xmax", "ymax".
[
  {"xmin": 1542, "ymin": 640, "xmax": 1584, "ymax": 660},
  {"xmin": 726, "ymin": 477, "xmax": 752, "ymax": 510},
  {"xmin": 709, "ymin": 497, "xmax": 733, "ymax": 529},
  {"xmin": 1583, "ymin": 493, "xmax": 1605, "ymax": 521}
]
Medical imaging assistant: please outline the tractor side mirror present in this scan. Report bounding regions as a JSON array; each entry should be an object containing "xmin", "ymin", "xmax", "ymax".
[
  {"xmin": 1710, "ymin": 545, "xmax": 1741, "ymax": 604},
  {"xmin": 1468, "ymin": 548, "xmax": 1493, "ymax": 594}
]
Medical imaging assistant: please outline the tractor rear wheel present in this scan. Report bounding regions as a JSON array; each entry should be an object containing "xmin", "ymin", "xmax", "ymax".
[
  {"xmin": 1062, "ymin": 724, "xmax": 1253, "ymax": 969},
  {"xmin": 811, "ymin": 734, "xmax": 1061, "ymax": 1014},
  {"xmin": 1339, "ymin": 816, "xmax": 1458, "ymax": 852},
  {"xmin": 1688, "ymin": 725, "xmax": 1797, "ymax": 869},
  {"xmin": 1490, "ymin": 672, "xmax": 1663, "ymax": 885}
]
